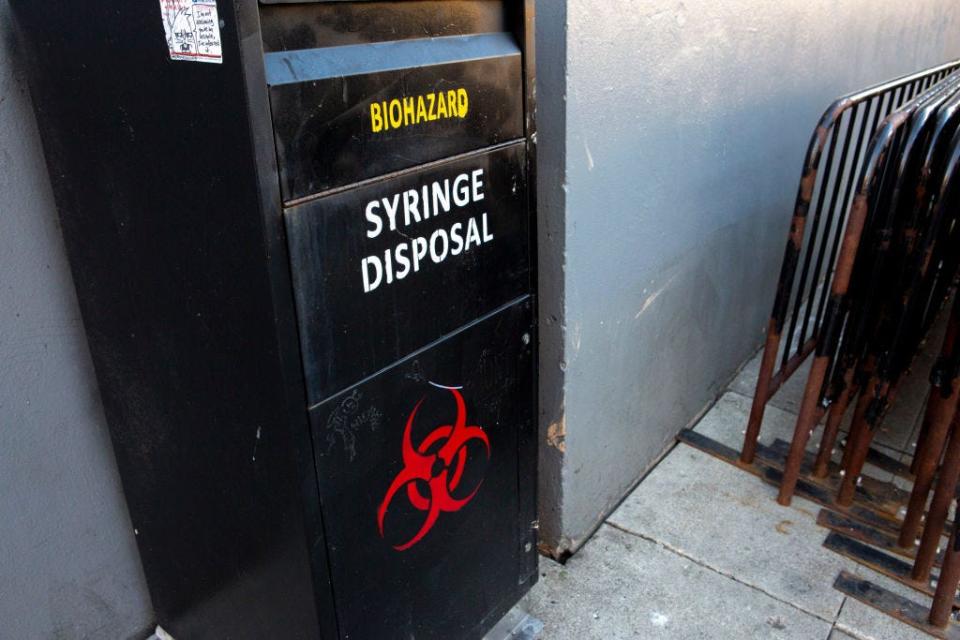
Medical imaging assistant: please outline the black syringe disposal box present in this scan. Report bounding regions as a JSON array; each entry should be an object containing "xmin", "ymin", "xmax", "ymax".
[{"xmin": 12, "ymin": 1, "xmax": 538, "ymax": 638}]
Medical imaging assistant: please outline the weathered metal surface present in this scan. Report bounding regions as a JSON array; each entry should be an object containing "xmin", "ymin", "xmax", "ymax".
[
  {"xmin": 676, "ymin": 430, "xmax": 907, "ymax": 529},
  {"xmin": 768, "ymin": 439, "xmax": 909, "ymax": 512},
  {"xmin": 915, "ymin": 416, "xmax": 960, "ymax": 581},
  {"xmin": 813, "ymin": 368, "xmax": 855, "ymax": 477},
  {"xmin": 779, "ymin": 355, "xmax": 834, "ymax": 504},
  {"xmin": 931, "ymin": 520, "xmax": 960, "ymax": 626},
  {"xmin": 268, "ymin": 37, "xmax": 524, "ymax": 200},
  {"xmin": 816, "ymin": 509, "xmax": 935, "ymax": 563},
  {"xmin": 906, "ymin": 129, "xmax": 960, "ymax": 583},
  {"xmin": 900, "ymin": 298, "xmax": 960, "ymax": 547},
  {"xmin": 823, "ymin": 532, "xmax": 958, "ymax": 605},
  {"xmin": 834, "ymin": 571, "xmax": 960, "ymax": 639}
]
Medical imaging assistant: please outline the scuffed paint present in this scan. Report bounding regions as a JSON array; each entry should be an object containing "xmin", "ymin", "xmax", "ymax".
[
  {"xmin": 634, "ymin": 271, "xmax": 680, "ymax": 319},
  {"xmin": 547, "ymin": 417, "xmax": 567, "ymax": 453}
]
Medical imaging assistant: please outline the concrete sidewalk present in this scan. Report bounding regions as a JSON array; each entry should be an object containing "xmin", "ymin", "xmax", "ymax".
[{"xmin": 523, "ymin": 327, "xmax": 945, "ymax": 639}]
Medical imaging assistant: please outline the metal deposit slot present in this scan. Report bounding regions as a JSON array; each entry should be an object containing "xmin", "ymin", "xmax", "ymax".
[{"xmin": 266, "ymin": 32, "xmax": 524, "ymax": 201}]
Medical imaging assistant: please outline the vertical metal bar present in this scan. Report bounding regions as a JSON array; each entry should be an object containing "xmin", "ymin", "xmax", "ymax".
[
  {"xmin": 911, "ymin": 78, "xmax": 923, "ymax": 98},
  {"xmin": 904, "ymin": 80, "xmax": 918, "ymax": 103},
  {"xmin": 897, "ymin": 376, "xmax": 960, "ymax": 547},
  {"xmin": 742, "ymin": 327, "xmax": 781, "ymax": 464},
  {"xmin": 778, "ymin": 175, "xmax": 874, "ymax": 505},
  {"xmin": 881, "ymin": 91, "xmax": 894, "ymax": 119},
  {"xmin": 778, "ymin": 353, "xmax": 832, "ymax": 505},
  {"xmin": 840, "ymin": 363, "xmax": 874, "ymax": 469},
  {"xmin": 813, "ymin": 366, "xmax": 855, "ymax": 477},
  {"xmin": 801, "ymin": 107, "xmax": 858, "ymax": 343},
  {"xmin": 836, "ymin": 376, "xmax": 880, "ymax": 506},
  {"xmin": 783, "ymin": 127, "xmax": 839, "ymax": 366},
  {"xmin": 929, "ymin": 519, "xmax": 960, "ymax": 628},
  {"xmin": 892, "ymin": 86, "xmax": 904, "ymax": 110},
  {"xmin": 834, "ymin": 116, "xmax": 922, "ymax": 506},
  {"xmin": 740, "ymin": 103, "xmax": 843, "ymax": 464},
  {"xmin": 814, "ymin": 99, "xmax": 875, "ymax": 331},
  {"xmin": 816, "ymin": 96, "xmax": 889, "ymax": 472},
  {"xmin": 742, "ymin": 327, "xmax": 782, "ymax": 464},
  {"xmin": 913, "ymin": 415, "xmax": 960, "ymax": 582}
]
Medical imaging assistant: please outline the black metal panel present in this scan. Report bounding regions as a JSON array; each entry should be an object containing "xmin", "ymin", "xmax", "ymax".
[
  {"xmin": 513, "ymin": 0, "xmax": 539, "ymax": 587},
  {"xmin": 286, "ymin": 142, "xmax": 530, "ymax": 404},
  {"xmin": 833, "ymin": 571, "xmax": 960, "ymax": 639},
  {"xmin": 260, "ymin": 0, "xmax": 509, "ymax": 52},
  {"xmin": 268, "ymin": 39, "xmax": 523, "ymax": 200},
  {"xmin": 309, "ymin": 298, "xmax": 535, "ymax": 640}
]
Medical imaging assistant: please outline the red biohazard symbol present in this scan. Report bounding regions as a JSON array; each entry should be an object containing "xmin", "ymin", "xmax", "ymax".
[{"xmin": 377, "ymin": 388, "xmax": 490, "ymax": 551}]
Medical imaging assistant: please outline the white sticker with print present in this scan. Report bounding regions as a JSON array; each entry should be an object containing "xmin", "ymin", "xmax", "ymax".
[{"xmin": 158, "ymin": 0, "xmax": 222, "ymax": 64}]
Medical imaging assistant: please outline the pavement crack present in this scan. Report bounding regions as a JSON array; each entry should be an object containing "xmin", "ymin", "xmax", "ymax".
[
  {"xmin": 605, "ymin": 520, "xmax": 836, "ymax": 626},
  {"xmin": 827, "ymin": 598, "xmax": 846, "ymax": 639},
  {"xmin": 726, "ymin": 388, "xmax": 802, "ymax": 418}
]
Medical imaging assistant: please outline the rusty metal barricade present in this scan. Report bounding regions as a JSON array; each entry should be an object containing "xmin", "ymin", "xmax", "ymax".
[
  {"xmin": 672, "ymin": 59, "xmax": 960, "ymax": 639},
  {"xmin": 822, "ymin": 122, "xmax": 960, "ymax": 637},
  {"xmin": 679, "ymin": 63, "xmax": 960, "ymax": 518},
  {"xmin": 780, "ymin": 73, "xmax": 960, "ymax": 506},
  {"xmin": 742, "ymin": 60, "xmax": 960, "ymax": 467}
]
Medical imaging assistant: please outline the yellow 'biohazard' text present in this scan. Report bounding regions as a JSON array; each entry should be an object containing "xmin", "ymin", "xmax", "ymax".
[{"xmin": 369, "ymin": 88, "xmax": 470, "ymax": 133}]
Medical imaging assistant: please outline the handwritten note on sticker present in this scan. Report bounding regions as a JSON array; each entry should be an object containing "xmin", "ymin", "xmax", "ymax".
[{"xmin": 159, "ymin": 0, "xmax": 223, "ymax": 64}]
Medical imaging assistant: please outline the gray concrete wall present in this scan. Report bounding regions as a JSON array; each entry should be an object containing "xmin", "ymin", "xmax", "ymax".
[
  {"xmin": 536, "ymin": 0, "xmax": 960, "ymax": 555},
  {"xmin": 0, "ymin": 2, "xmax": 154, "ymax": 637}
]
